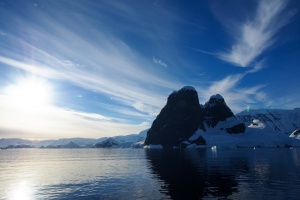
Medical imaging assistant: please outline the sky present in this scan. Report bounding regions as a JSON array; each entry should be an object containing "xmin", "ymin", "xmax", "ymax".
[{"xmin": 0, "ymin": 0, "xmax": 299, "ymax": 139}]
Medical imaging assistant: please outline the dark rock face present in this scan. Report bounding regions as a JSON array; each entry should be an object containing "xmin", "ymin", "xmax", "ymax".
[
  {"xmin": 144, "ymin": 86, "xmax": 205, "ymax": 148},
  {"xmin": 204, "ymin": 94, "xmax": 245, "ymax": 134},
  {"xmin": 203, "ymin": 94, "xmax": 234, "ymax": 128},
  {"xmin": 226, "ymin": 123, "xmax": 246, "ymax": 134},
  {"xmin": 145, "ymin": 88, "xmax": 246, "ymax": 148}
]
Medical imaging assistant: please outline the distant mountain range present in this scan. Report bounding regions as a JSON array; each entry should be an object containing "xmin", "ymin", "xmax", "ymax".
[
  {"xmin": 0, "ymin": 129, "xmax": 148, "ymax": 149},
  {"xmin": 1, "ymin": 86, "xmax": 300, "ymax": 149}
]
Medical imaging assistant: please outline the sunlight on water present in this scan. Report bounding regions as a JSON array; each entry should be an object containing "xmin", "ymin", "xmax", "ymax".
[
  {"xmin": 0, "ymin": 148, "xmax": 300, "ymax": 199},
  {"xmin": 10, "ymin": 180, "xmax": 34, "ymax": 200}
]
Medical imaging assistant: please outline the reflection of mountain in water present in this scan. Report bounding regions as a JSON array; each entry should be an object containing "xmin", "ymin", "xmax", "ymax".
[{"xmin": 146, "ymin": 149, "xmax": 244, "ymax": 199}]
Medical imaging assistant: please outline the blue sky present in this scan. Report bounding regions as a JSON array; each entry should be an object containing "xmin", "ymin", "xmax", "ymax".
[{"xmin": 0, "ymin": 0, "xmax": 299, "ymax": 139}]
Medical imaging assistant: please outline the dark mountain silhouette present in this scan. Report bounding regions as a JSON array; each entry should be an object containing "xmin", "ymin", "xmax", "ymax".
[{"xmin": 145, "ymin": 86, "xmax": 245, "ymax": 148}]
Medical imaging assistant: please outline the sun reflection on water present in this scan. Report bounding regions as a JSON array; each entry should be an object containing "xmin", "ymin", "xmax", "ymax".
[{"xmin": 10, "ymin": 180, "xmax": 35, "ymax": 200}]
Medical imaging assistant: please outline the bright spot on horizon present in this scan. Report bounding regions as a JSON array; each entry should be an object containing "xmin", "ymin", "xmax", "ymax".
[{"xmin": 3, "ymin": 76, "xmax": 53, "ymax": 110}]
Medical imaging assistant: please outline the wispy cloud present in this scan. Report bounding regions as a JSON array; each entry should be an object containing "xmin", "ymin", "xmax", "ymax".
[
  {"xmin": 153, "ymin": 56, "xmax": 168, "ymax": 67},
  {"xmin": 246, "ymin": 59, "xmax": 266, "ymax": 73},
  {"xmin": 218, "ymin": 0, "xmax": 296, "ymax": 67},
  {"xmin": 0, "ymin": 11, "xmax": 181, "ymax": 115},
  {"xmin": 0, "ymin": 1, "xmax": 185, "ymax": 137},
  {"xmin": 197, "ymin": 73, "xmax": 269, "ymax": 112}
]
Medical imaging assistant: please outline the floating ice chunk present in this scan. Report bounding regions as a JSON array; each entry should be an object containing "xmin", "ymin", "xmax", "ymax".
[{"xmin": 211, "ymin": 146, "xmax": 217, "ymax": 150}]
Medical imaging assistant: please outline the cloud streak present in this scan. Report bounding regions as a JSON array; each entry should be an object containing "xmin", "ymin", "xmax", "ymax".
[
  {"xmin": 218, "ymin": 0, "xmax": 296, "ymax": 67},
  {"xmin": 0, "ymin": 8, "xmax": 181, "ymax": 115},
  {"xmin": 197, "ymin": 73, "xmax": 268, "ymax": 113},
  {"xmin": 0, "ymin": 2, "xmax": 183, "ymax": 137},
  {"xmin": 153, "ymin": 56, "xmax": 168, "ymax": 67}
]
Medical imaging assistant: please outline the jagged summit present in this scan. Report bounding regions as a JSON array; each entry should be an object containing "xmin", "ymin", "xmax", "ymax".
[
  {"xmin": 210, "ymin": 94, "xmax": 224, "ymax": 100},
  {"xmin": 180, "ymin": 86, "xmax": 196, "ymax": 91},
  {"xmin": 168, "ymin": 86, "xmax": 199, "ymax": 105},
  {"xmin": 144, "ymin": 86, "xmax": 204, "ymax": 148},
  {"xmin": 204, "ymin": 94, "xmax": 235, "ymax": 128},
  {"xmin": 204, "ymin": 94, "xmax": 226, "ymax": 108}
]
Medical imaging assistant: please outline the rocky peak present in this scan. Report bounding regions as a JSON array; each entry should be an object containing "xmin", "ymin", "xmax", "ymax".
[
  {"xmin": 204, "ymin": 94, "xmax": 235, "ymax": 128},
  {"xmin": 144, "ymin": 86, "xmax": 205, "ymax": 148},
  {"xmin": 167, "ymin": 86, "xmax": 199, "ymax": 107},
  {"xmin": 202, "ymin": 94, "xmax": 245, "ymax": 134},
  {"xmin": 204, "ymin": 94, "xmax": 225, "ymax": 107}
]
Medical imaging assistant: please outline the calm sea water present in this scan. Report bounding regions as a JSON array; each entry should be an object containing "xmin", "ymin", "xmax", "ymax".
[{"xmin": 1, "ymin": 148, "xmax": 300, "ymax": 200}]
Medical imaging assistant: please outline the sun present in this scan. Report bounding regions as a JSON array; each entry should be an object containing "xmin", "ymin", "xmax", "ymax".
[
  {"xmin": 0, "ymin": 76, "xmax": 56, "ymax": 136},
  {"xmin": 4, "ymin": 76, "xmax": 53, "ymax": 109}
]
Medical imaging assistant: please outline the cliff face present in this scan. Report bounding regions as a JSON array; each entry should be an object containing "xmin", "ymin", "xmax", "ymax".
[
  {"xmin": 144, "ymin": 86, "xmax": 204, "ymax": 148},
  {"xmin": 145, "ymin": 86, "xmax": 245, "ymax": 148}
]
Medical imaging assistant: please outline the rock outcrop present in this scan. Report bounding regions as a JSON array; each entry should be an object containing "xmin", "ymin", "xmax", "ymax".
[
  {"xmin": 145, "ymin": 87, "xmax": 246, "ymax": 148},
  {"xmin": 144, "ymin": 86, "xmax": 205, "ymax": 148},
  {"xmin": 204, "ymin": 94, "xmax": 234, "ymax": 128},
  {"xmin": 203, "ymin": 94, "xmax": 246, "ymax": 134}
]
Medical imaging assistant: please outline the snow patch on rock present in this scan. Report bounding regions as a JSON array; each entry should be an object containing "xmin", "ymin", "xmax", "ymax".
[{"xmin": 131, "ymin": 140, "xmax": 145, "ymax": 148}]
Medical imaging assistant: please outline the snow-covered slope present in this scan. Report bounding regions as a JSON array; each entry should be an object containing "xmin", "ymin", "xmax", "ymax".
[
  {"xmin": 185, "ymin": 117, "xmax": 300, "ymax": 148},
  {"xmin": 110, "ymin": 134, "xmax": 141, "ymax": 143},
  {"xmin": 45, "ymin": 141, "xmax": 81, "ymax": 148},
  {"xmin": 131, "ymin": 129, "xmax": 149, "ymax": 148},
  {"xmin": 35, "ymin": 138, "xmax": 98, "ymax": 147},
  {"xmin": 94, "ymin": 138, "xmax": 120, "ymax": 148},
  {"xmin": 137, "ymin": 128, "xmax": 148, "ymax": 138},
  {"xmin": 236, "ymin": 108, "xmax": 300, "ymax": 134}
]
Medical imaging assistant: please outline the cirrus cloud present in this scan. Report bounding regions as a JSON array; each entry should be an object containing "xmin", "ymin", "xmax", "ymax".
[{"xmin": 218, "ymin": 0, "xmax": 296, "ymax": 67}]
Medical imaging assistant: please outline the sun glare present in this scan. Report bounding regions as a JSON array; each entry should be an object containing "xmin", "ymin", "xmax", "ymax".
[{"xmin": 4, "ymin": 77, "xmax": 53, "ymax": 109}]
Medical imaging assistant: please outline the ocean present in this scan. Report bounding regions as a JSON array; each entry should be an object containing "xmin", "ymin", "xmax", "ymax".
[{"xmin": 1, "ymin": 148, "xmax": 300, "ymax": 199}]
